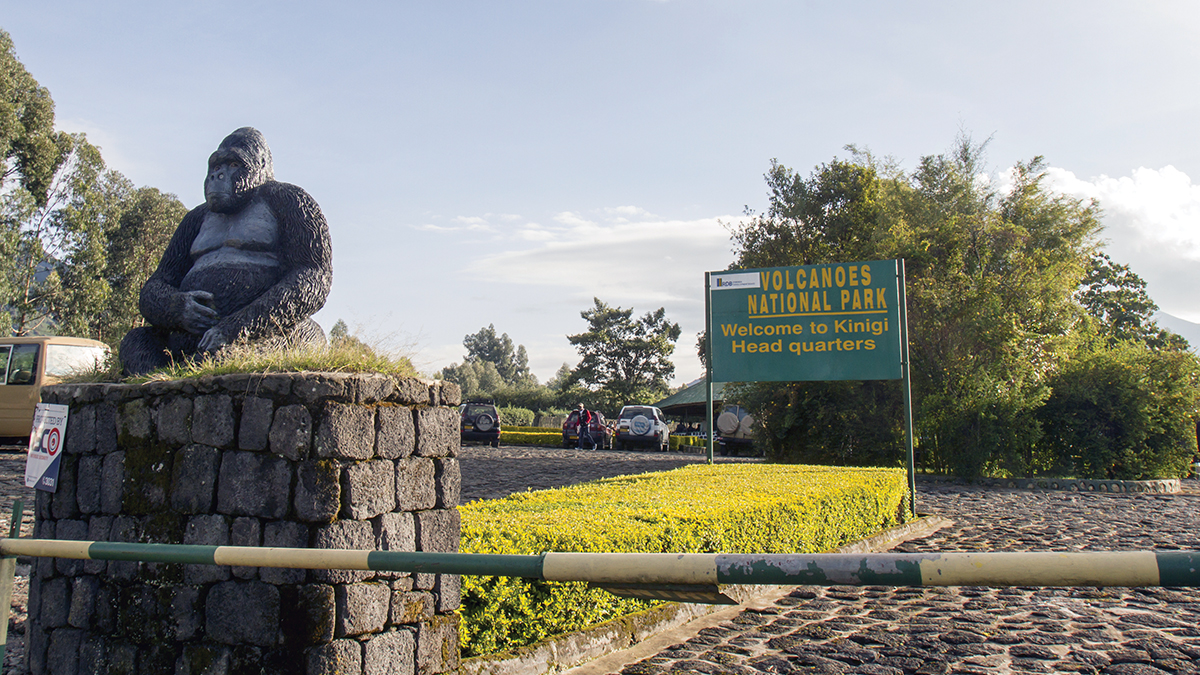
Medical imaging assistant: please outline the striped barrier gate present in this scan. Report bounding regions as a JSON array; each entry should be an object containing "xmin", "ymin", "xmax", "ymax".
[
  {"xmin": 2, "ymin": 536, "xmax": 1198, "ymax": 596},
  {"xmin": 3, "ymin": 501, "xmax": 1198, "ymax": 660}
]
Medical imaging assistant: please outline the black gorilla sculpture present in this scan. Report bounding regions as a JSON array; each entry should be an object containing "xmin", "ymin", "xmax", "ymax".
[{"xmin": 120, "ymin": 127, "xmax": 333, "ymax": 375}]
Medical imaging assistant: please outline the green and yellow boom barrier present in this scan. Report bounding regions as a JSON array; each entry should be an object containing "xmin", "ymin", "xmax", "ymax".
[
  {"xmin": 2, "ymin": 523, "xmax": 1199, "ymax": 656},
  {"xmin": 1, "ymin": 537, "xmax": 1198, "ymax": 597}
]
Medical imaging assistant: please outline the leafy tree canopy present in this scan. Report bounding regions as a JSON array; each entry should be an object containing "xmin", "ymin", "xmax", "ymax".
[
  {"xmin": 329, "ymin": 319, "xmax": 349, "ymax": 342},
  {"xmin": 461, "ymin": 324, "xmax": 533, "ymax": 386},
  {"xmin": 0, "ymin": 132, "xmax": 186, "ymax": 343},
  {"xmin": 0, "ymin": 29, "xmax": 71, "ymax": 206},
  {"xmin": 567, "ymin": 297, "xmax": 681, "ymax": 409},
  {"xmin": 730, "ymin": 137, "xmax": 1112, "ymax": 476},
  {"xmin": 0, "ymin": 33, "xmax": 186, "ymax": 345},
  {"xmin": 1078, "ymin": 252, "xmax": 1188, "ymax": 351}
]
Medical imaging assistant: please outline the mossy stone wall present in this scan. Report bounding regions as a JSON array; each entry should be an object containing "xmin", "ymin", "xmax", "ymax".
[{"xmin": 27, "ymin": 372, "xmax": 462, "ymax": 675}]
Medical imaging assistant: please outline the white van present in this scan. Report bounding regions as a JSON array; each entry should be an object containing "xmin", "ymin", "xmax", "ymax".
[{"xmin": 0, "ymin": 336, "xmax": 109, "ymax": 441}]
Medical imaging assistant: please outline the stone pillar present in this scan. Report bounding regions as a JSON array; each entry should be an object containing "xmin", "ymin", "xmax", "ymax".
[{"xmin": 27, "ymin": 373, "xmax": 462, "ymax": 675}]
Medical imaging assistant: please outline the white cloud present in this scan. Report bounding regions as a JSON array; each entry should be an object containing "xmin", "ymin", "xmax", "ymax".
[
  {"xmin": 603, "ymin": 205, "xmax": 654, "ymax": 222},
  {"xmin": 518, "ymin": 228, "xmax": 559, "ymax": 242},
  {"xmin": 453, "ymin": 216, "xmax": 496, "ymax": 231},
  {"xmin": 469, "ymin": 210, "xmax": 739, "ymax": 384},
  {"xmin": 421, "ymin": 206, "xmax": 740, "ymax": 384},
  {"xmin": 553, "ymin": 211, "xmax": 597, "ymax": 228},
  {"xmin": 470, "ymin": 215, "xmax": 735, "ymax": 302},
  {"xmin": 1045, "ymin": 166, "xmax": 1200, "ymax": 322},
  {"xmin": 411, "ymin": 215, "xmax": 497, "ymax": 233}
]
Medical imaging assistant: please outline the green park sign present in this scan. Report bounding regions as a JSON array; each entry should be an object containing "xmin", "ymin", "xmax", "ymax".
[
  {"xmin": 701, "ymin": 259, "xmax": 916, "ymax": 514},
  {"xmin": 708, "ymin": 260, "xmax": 904, "ymax": 383}
]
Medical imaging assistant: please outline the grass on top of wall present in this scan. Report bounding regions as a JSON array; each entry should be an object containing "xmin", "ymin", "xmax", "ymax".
[{"xmin": 64, "ymin": 340, "xmax": 418, "ymax": 384}]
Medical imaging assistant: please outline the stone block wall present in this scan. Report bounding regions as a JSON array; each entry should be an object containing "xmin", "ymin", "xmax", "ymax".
[{"xmin": 27, "ymin": 372, "xmax": 462, "ymax": 675}]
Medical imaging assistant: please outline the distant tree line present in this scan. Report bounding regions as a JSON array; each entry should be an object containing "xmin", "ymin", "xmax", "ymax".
[
  {"xmin": 0, "ymin": 29, "xmax": 185, "ymax": 346},
  {"xmin": 721, "ymin": 138, "xmax": 1198, "ymax": 480},
  {"xmin": 439, "ymin": 300, "xmax": 681, "ymax": 419}
]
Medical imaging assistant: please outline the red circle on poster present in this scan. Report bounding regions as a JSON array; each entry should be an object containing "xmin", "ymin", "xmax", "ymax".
[{"xmin": 45, "ymin": 427, "xmax": 61, "ymax": 456}]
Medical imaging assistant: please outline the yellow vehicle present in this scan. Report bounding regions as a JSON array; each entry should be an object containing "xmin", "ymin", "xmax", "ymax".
[{"xmin": 0, "ymin": 336, "xmax": 110, "ymax": 441}]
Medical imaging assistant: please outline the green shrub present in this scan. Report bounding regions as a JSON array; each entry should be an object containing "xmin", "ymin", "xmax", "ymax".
[
  {"xmin": 1039, "ymin": 342, "xmax": 1200, "ymax": 479},
  {"xmin": 498, "ymin": 406, "xmax": 535, "ymax": 427},
  {"xmin": 459, "ymin": 464, "xmax": 908, "ymax": 656},
  {"xmin": 732, "ymin": 380, "xmax": 906, "ymax": 467}
]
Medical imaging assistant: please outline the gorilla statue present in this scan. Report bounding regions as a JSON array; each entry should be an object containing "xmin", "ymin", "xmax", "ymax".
[{"xmin": 120, "ymin": 127, "xmax": 333, "ymax": 376}]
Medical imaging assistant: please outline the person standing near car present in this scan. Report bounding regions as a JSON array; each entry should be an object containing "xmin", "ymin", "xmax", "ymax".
[{"xmin": 577, "ymin": 403, "xmax": 595, "ymax": 450}]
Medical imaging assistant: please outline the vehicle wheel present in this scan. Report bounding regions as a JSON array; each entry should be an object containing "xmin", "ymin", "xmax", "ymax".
[
  {"xmin": 630, "ymin": 415, "xmax": 652, "ymax": 436},
  {"xmin": 475, "ymin": 414, "xmax": 495, "ymax": 432},
  {"xmin": 616, "ymin": 439, "xmax": 625, "ymax": 451}
]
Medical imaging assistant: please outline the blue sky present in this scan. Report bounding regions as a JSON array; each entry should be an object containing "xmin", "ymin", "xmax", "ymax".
[{"xmin": 4, "ymin": 1, "xmax": 1200, "ymax": 384}]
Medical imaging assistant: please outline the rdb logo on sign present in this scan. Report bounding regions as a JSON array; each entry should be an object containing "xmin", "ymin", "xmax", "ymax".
[{"xmin": 25, "ymin": 403, "xmax": 69, "ymax": 492}]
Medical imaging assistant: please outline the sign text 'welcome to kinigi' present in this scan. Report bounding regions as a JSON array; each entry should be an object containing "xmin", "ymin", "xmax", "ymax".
[{"xmin": 709, "ymin": 260, "xmax": 903, "ymax": 383}]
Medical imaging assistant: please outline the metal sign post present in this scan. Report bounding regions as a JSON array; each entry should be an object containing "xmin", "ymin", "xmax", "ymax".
[
  {"xmin": 704, "ymin": 272, "xmax": 715, "ymax": 464},
  {"xmin": 898, "ymin": 260, "xmax": 916, "ymax": 516}
]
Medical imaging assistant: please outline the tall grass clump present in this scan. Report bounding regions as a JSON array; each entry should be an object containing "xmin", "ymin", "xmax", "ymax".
[{"xmin": 62, "ymin": 338, "xmax": 418, "ymax": 384}]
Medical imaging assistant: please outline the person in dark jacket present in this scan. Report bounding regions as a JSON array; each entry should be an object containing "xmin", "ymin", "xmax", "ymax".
[{"xmin": 576, "ymin": 403, "xmax": 595, "ymax": 450}]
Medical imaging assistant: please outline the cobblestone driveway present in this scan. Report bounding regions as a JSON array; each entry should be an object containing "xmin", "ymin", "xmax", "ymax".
[{"xmin": 612, "ymin": 484, "xmax": 1200, "ymax": 675}]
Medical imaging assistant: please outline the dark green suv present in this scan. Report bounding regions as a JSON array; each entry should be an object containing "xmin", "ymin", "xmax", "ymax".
[{"xmin": 460, "ymin": 401, "xmax": 501, "ymax": 447}]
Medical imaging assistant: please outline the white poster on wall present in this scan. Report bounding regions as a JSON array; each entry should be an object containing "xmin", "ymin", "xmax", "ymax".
[{"xmin": 25, "ymin": 403, "xmax": 69, "ymax": 492}]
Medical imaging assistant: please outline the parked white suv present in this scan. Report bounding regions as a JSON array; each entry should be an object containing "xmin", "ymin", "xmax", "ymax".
[{"xmin": 614, "ymin": 405, "xmax": 669, "ymax": 452}]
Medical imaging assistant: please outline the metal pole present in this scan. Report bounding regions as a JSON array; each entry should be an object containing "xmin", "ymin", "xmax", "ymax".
[
  {"xmin": 1, "ymin": 539, "xmax": 1197, "ymax": 590},
  {"xmin": 704, "ymin": 271, "xmax": 714, "ymax": 464},
  {"xmin": 0, "ymin": 500, "xmax": 24, "ymax": 664},
  {"xmin": 898, "ymin": 259, "xmax": 916, "ymax": 517}
]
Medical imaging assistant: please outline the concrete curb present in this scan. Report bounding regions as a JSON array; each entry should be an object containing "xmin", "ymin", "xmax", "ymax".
[
  {"xmin": 917, "ymin": 475, "xmax": 1180, "ymax": 494},
  {"xmin": 459, "ymin": 515, "xmax": 952, "ymax": 675}
]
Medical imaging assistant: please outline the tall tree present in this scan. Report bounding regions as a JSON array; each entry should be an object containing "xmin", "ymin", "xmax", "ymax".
[
  {"xmin": 441, "ymin": 359, "xmax": 505, "ymax": 401},
  {"xmin": 103, "ymin": 187, "xmax": 187, "ymax": 342},
  {"xmin": 51, "ymin": 137, "xmax": 134, "ymax": 341},
  {"xmin": 0, "ymin": 29, "xmax": 72, "ymax": 206},
  {"xmin": 0, "ymin": 133, "xmax": 185, "ymax": 343},
  {"xmin": 729, "ymin": 138, "xmax": 1104, "ymax": 476},
  {"xmin": 0, "ymin": 133, "xmax": 109, "ymax": 335},
  {"xmin": 0, "ymin": 31, "xmax": 185, "ymax": 345},
  {"xmin": 329, "ymin": 319, "xmax": 349, "ymax": 342},
  {"xmin": 1078, "ymin": 252, "xmax": 1187, "ymax": 351},
  {"xmin": 461, "ymin": 324, "xmax": 533, "ymax": 385},
  {"xmin": 567, "ymin": 298, "xmax": 681, "ymax": 408}
]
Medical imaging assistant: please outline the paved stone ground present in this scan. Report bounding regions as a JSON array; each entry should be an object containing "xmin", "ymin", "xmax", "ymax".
[
  {"xmin": 612, "ymin": 483, "xmax": 1200, "ymax": 675},
  {"xmin": 458, "ymin": 444, "xmax": 760, "ymax": 503}
]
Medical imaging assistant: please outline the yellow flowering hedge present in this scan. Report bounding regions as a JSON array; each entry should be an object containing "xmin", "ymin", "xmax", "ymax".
[
  {"xmin": 459, "ymin": 463, "xmax": 908, "ymax": 656},
  {"xmin": 498, "ymin": 430, "xmax": 560, "ymax": 446},
  {"xmin": 669, "ymin": 435, "xmax": 706, "ymax": 451}
]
